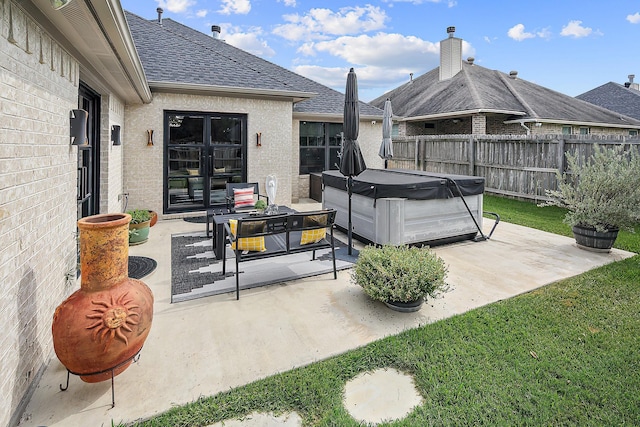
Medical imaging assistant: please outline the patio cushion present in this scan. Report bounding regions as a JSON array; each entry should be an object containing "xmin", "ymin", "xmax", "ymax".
[
  {"xmin": 233, "ymin": 187, "xmax": 255, "ymax": 209},
  {"xmin": 300, "ymin": 214, "xmax": 327, "ymax": 245},
  {"xmin": 229, "ymin": 219, "xmax": 266, "ymax": 252}
]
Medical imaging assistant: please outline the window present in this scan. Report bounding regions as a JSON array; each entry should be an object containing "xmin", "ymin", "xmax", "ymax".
[
  {"xmin": 299, "ymin": 122, "xmax": 343, "ymax": 174},
  {"xmin": 562, "ymin": 126, "xmax": 572, "ymax": 135},
  {"xmin": 579, "ymin": 127, "xmax": 590, "ymax": 135},
  {"xmin": 630, "ymin": 130, "xmax": 638, "ymax": 137}
]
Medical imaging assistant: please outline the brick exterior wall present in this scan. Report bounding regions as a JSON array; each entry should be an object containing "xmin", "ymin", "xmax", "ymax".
[
  {"xmin": 124, "ymin": 92, "xmax": 294, "ymax": 215},
  {"xmin": 0, "ymin": 2, "xmax": 79, "ymax": 425}
]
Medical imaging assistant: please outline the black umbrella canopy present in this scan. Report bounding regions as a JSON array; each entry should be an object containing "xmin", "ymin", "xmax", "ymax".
[
  {"xmin": 340, "ymin": 68, "xmax": 367, "ymax": 177},
  {"xmin": 379, "ymin": 98, "xmax": 394, "ymax": 161}
]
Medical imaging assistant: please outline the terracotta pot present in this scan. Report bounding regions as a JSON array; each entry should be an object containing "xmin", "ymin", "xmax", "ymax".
[
  {"xmin": 52, "ymin": 213, "xmax": 154, "ymax": 382},
  {"xmin": 149, "ymin": 210, "xmax": 158, "ymax": 227}
]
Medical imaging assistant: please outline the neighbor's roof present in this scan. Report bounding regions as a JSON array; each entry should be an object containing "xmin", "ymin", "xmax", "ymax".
[
  {"xmin": 124, "ymin": 11, "xmax": 382, "ymax": 118},
  {"xmin": 576, "ymin": 82, "xmax": 640, "ymax": 121},
  {"xmin": 370, "ymin": 61, "xmax": 640, "ymax": 128}
]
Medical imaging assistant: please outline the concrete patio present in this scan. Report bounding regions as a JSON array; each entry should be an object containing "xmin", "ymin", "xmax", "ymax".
[{"xmin": 18, "ymin": 201, "xmax": 634, "ymax": 426}]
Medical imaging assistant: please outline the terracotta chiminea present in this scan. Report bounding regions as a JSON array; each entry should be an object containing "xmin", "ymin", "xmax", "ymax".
[{"xmin": 52, "ymin": 213, "xmax": 154, "ymax": 383}]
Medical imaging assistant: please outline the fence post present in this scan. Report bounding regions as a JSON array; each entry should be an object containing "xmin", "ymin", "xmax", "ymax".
[
  {"xmin": 557, "ymin": 137, "xmax": 566, "ymax": 175},
  {"xmin": 414, "ymin": 137, "xmax": 420, "ymax": 170},
  {"xmin": 468, "ymin": 136, "xmax": 475, "ymax": 176}
]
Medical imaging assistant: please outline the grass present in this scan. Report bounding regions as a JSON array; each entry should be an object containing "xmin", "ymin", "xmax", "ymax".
[{"xmin": 128, "ymin": 195, "xmax": 640, "ymax": 427}]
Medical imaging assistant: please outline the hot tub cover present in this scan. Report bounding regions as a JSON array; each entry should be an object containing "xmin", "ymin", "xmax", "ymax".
[{"xmin": 322, "ymin": 169, "xmax": 484, "ymax": 200}]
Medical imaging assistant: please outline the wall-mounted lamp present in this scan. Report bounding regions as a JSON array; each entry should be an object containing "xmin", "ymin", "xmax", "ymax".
[
  {"xmin": 146, "ymin": 129, "xmax": 154, "ymax": 146},
  {"xmin": 70, "ymin": 109, "xmax": 88, "ymax": 145},
  {"xmin": 452, "ymin": 119, "xmax": 460, "ymax": 124},
  {"xmin": 256, "ymin": 132, "xmax": 262, "ymax": 147},
  {"xmin": 535, "ymin": 122, "xmax": 542, "ymax": 127},
  {"xmin": 51, "ymin": 0, "xmax": 73, "ymax": 10},
  {"xmin": 111, "ymin": 125, "xmax": 121, "ymax": 146}
]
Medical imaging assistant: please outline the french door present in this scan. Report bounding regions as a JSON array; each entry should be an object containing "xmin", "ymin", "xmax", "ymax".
[
  {"xmin": 77, "ymin": 83, "xmax": 100, "ymax": 219},
  {"xmin": 164, "ymin": 112, "xmax": 247, "ymax": 213}
]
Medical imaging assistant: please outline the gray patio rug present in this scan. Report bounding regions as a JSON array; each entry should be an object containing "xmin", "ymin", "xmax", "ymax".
[{"xmin": 171, "ymin": 231, "xmax": 355, "ymax": 303}]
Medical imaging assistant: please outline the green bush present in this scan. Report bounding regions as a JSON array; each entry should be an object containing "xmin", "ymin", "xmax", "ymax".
[
  {"xmin": 351, "ymin": 244, "xmax": 448, "ymax": 303},
  {"xmin": 543, "ymin": 144, "xmax": 640, "ymax": 232},
  {"xmin": 127, "ymin": 209, "xmax": 152, "ymax": 224}
]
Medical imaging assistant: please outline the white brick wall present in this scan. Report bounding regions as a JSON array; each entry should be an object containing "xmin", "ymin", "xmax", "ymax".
[
  {"xmin": 0, "ymin": 2, "xmax": 82, "ymax": 425},
  {"xmin": 124, "ymin": 92, "xmax": 295, "ymax": 215}
]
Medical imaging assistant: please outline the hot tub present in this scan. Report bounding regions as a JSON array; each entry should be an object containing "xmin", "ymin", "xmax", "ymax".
[{"xmin": 322, "ymin": 169, "xmax": 485, "ymax": 246}]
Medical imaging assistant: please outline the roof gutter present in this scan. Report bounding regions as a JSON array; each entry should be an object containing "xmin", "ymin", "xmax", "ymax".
[
  {"xmin": 150, "ymin": 81, "xmax": 317, "ymax": 102},
  {"xmin": 293, "ymin": 112, "xmax": 384, "ymax": 122},
  {"xmin": 504, "ymin": 118, "xmax": 640, "ymax": 130},
  {"xmin": 400, "ymin": 109, "xmax": 526, "ymax": 122}
]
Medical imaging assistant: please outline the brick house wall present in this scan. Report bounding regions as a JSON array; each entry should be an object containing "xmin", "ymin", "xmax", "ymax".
[
  {"xmin": 124, "ymin": 92, "xmax": 294, "ymax": 215},
  {"xmin": 0, "ymin": 2, "xmax": 79, "ymax": 426}
]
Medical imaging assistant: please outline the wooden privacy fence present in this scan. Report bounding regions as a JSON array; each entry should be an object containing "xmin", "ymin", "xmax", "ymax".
[{"xmin": 389, "ymin": 134, "xmax": 640, "ymax": 201}]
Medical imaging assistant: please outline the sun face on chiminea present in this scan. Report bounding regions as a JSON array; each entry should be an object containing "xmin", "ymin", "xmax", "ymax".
[{"xmin": 86, "ymin": 291, "xmax": 140, "ymax": 353}]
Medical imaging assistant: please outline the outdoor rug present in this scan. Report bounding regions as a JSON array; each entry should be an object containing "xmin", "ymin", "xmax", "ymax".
[
  {"xmin": 171, "ymin": 231, "xmax": 356, "ymax": 303},
  {"xmin": 128, "ymin": 256, "xmax": 157, "ymax": 279}
]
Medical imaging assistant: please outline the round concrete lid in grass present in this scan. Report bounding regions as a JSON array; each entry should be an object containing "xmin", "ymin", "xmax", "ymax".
[{"xmin": 343, "ymin": 367, "xmax": 424, "ymax": 424}]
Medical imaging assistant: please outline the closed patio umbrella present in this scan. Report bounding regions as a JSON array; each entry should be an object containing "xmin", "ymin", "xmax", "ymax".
[
  {"xmin": 340, "ymin": 68, "xmax": 367, "ymax": 255},
  {"xmin": 378, "ymin": 98, "xmax": 394, "ymax": 168}
]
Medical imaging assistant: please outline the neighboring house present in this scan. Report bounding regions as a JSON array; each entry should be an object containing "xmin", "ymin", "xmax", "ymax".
[
  {"xmin": 371, "ymin": 27, "xmax": 640, "ymax": 137},
  {"xmin": 577, "ymin": 75, "xmax": 640, "ymax": 133},
  {"xmin": 0, "ymin": 1, "xmax": 381, "ymax": 425}
]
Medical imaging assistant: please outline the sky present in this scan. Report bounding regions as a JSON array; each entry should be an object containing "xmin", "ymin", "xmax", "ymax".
[{"xmin": 120, "ymin": 0, "xmax": 640, "ymax": 102}]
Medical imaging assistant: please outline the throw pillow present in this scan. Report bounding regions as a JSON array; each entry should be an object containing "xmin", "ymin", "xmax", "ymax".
[
  {"xmin": 229, "ymin": 219, "xmax": 266, "ymax": 252},
  {"xmin": 300, "ymin": 214, "xmax": 327, "ymax": 245},
  {"xmin": 187, "ymin": 168, "xmax": 199, "ymax": 175},
  {"xmin": 233, "ymin": 187, "xmax": 255, "ymax": 209}
]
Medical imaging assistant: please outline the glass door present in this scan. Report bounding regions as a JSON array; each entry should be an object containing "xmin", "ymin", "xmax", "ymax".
[{"xmin": 164, "ymin": 112, "xmax": 246, "ymax": 213}]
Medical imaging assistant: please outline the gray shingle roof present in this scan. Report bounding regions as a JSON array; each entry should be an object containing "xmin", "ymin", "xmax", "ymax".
[
  {"xmin": 371, "ymin": 61, "xmax": 640, "ymax": 127},
  {"xmin": 577, "ymin": 82, "xmax": 640, "ymax": 121},
  {"xmin": 124, "ymin": 11, "xmax": 382, "ymax": 118}
]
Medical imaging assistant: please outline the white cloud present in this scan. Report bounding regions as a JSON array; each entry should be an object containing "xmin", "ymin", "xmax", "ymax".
[
  {"xmin": 218, "ymin": 0, "xmax": 251, "ymax": 15},
  {"xmin": 305, "ymin": 33, "xmax": 439, "ymax": 68},
  {"xmin": 273, "ymin": 6, "xmax": 388, "ymax": 42},
  {"xmin": 382, "ymin": 0, "xmax": 456, "ymax": 5},
  {"xmin": 156, "ymin": 0, "xmax": 194, "ymax": 13},
  {"xmin": 278, "ymin": 0, "xmax": 297, "ymax": 6},
  {"xmin": 627, "ymin": 12, "xmax": 640, "ymax": 24},
  {"xmin": 223, "ymin": 26, "xmax": 275, "ymax": 57},
  {"xmin": 536, "ymin": 27, "xmax": 552, "ymax": 39},
  {"xmin": 560, "ymin": 20, "xmax": 592, "ymax": 38},
  {"xmin": 507, "ymin": 24, "xmax": 535, "ymax": 41},
  {"xmin": 196, "ymin": 9, "xmax": 208, "ymax": 17}
]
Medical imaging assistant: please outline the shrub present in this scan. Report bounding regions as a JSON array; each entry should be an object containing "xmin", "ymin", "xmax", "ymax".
[
  {"xmin": 254, "ymin": 199, "xmax": 267, "ymax": 210},
  {"xmin": 127, "ymin": 209, "xmax": 152, "ymax": 224},
  {"xmin": 351, "ymin": 244, "xmax": 448, "ymax": 303},
  {"xmin": 543, "ymin": 144, "xmax": 640, "ymax": 232}
]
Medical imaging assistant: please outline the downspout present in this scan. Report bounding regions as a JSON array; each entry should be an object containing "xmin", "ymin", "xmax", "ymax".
[{"xmin": 520, "ymin": 122, "xmax": 531, "ymax": 135}]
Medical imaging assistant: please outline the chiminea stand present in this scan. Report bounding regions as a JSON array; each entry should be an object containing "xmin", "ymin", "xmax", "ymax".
[{"xmin": 59, "ymin": 350, "xmax": 142, "ymax": 408}]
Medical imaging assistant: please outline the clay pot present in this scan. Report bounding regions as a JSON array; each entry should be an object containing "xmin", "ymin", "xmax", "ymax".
[{"xmin": 52, "ymin": 213, "xmax": 154, "ymax": 383}]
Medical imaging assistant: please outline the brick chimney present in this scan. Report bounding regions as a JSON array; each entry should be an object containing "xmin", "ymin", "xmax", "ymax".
[{"xmin": 439, "ymin": 26, "xmax": 462, "ymax": 81}]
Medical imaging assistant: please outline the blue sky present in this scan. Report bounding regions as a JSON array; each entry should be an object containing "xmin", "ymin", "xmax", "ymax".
[{"xmin": 120, "ymin": 0, "xmax": 640, "ymax": 102}]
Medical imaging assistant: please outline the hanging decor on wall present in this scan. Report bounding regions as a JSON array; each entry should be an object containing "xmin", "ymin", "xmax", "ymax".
[
  {"xmin": 111, "ymin": 125, "xmax": 121, "ymax": 146},
  {"xmin": 70, "ymin": 109, "xmax": 88, "ymax": 146},
  {"xmin": 146, "ymin": 129, "xmax": 154, "ymax": 146}
]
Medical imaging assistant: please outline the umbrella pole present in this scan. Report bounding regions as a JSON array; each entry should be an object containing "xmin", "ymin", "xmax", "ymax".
[{"xmin": 348, "ymin": 176, "xmax": 353, "ymax": 256}]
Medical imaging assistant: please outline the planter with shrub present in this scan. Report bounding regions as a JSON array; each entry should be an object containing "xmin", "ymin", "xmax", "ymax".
[
  {"xmin": 351, "ymin": 244, "xmax": 448, "ymax": 312},
  {"xmin": 127, "ymin": 209, "xmax": 152, "ymax": 245},
  {"xmin": 543, "ymin": 144, "xmax": 640, "ymax": 252}
]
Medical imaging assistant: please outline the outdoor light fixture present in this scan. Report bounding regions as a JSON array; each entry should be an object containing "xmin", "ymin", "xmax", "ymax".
[
  {"xmin": 111, "ymin": 125, "xmax": 121, "ymax": 146},
  {"xmin": 146, "ymin": 129, "xmax": 154, "ymax": 146},
  {"xmin": 256, "ymin": 132, "xmax": 262, "ymax": 147},
  {"xmin": 70, "ymin": 109, "xmax": 88, "ymax": 145},
  {"xmin": 51, "ymin": 0, "xmax": 72, "ymax": 10},
  {"xmin": 535, "ymin": 122, "xmax": 543, "ymax": 127},
  {"xmin": 452, "ymin": 119, "xmax": 460, "ymax": 124}
]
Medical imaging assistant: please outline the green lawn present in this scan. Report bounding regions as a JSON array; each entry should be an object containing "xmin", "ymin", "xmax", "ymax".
[{"xmin": 129, "ymin": 195, "xmax": 640, "ymax": 426}]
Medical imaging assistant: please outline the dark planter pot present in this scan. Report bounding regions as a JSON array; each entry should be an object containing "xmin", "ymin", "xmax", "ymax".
[
  {"xmin": 384, "ymin": 297, "xmax": 424, "ymax": 313},
  {"xmin": 572, "ymin": 225, "xmax": 619, "ymax": 253}
]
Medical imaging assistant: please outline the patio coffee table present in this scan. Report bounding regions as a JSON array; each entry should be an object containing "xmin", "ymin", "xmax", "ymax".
[{"xmin": 211, "ymin": 206, "xmax": 295, "ymax": 259}]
